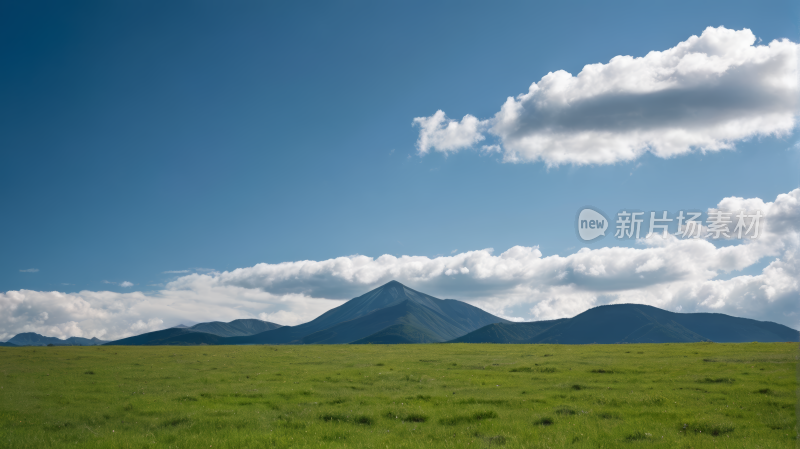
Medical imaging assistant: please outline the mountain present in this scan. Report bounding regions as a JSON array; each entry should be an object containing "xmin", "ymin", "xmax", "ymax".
[
  {"xmin": 0, "ymin": 342, "xmax": 18, "ymax": 347},
  {"xmin": 7, "ymin": 333, "xmax": 108, "ymax": 346},
  {"xmin": 105, "ymin": 281, "xmax": 510, "ymax": 345},
  {"xmin": 450, "ymin": 304, "xmax": 799, "ymax": 344},
  {"xmin": 225, "ymin": 281, "xmax": 509, "ymax": 345},
  {"xmin": 189, "ymin": 319, "xmax": 282, "ymax": 337}
]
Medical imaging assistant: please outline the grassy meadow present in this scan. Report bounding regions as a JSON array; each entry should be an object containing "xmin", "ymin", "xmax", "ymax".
[{"xmin": 0, "ymin": 342, "xmax": 796, "ymax": 448}]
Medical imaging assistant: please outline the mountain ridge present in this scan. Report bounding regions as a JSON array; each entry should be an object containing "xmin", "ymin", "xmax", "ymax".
[
  {"xmin": 104, "ymin": 318, "xmax": 282, "ymax": 346},
  {"xmin": 6, "ymin": 333, "xmax": 108, "ymax": 346}
]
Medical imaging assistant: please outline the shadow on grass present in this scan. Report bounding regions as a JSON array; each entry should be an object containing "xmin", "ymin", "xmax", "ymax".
[
  {"xmin": 439, "ymin": 410, "xmax": 497, "ymax": 425},
  {"xmin": 533, "ymin": 417, "xmax": 554, "ymax": 426},
  {"xmin": 698, "ymin": 377, "xmax": 735, "ymax": 384},
  {"xmin": 383, "ymin": 411, "xmax": 428, "ymax": 422},
  {"xmin": 319, "ymin": 413, "xmax": 374, "ymax": 425},
  {"xmin": 681, "ymin": 420, "xmax": 735, "ymax": 436},
  {"xmin": 625, "ymin": 431, "xmax": 651, "ymax": 441}
]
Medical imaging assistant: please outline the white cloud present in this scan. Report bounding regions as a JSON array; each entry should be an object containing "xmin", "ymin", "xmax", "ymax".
[
  {"xmin": 163, "ymin": 270, "xmax": 190, "ymax": 274},
  {"xmin": 1, "ymin": 189, "xmax": 798, "ymax": 341},
  {"xmin": 19, "ymin": 268, "xmax": 39, "ymax": 273},
  {"xmin": 0, "ymin": 285, "xmax": 344, "ymax": 342},
  {"xmin": 414, "ymin": 27, "xmax": 799, "ymax": 166},
  {"xmin": 412, "ymin": 110, "xmax": 487, "ymax": 155},
  {"xmin": 102, "ymin": 280, "xmax": 135, "ymax": 287},
  {"xmin": 480, "ymin": 145, "xmax": 502, "ymax": 155}
]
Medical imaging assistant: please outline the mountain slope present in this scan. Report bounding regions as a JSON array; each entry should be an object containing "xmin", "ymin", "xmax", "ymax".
[
  {"xmin": 668, "ymin": 312, "xmax": 799, "ymax": 343},
  {"xmin": 300, "ymin": 300, "xmax": 465, "ymax": 344},
  {"xmin": 351, "ymin": 324, "xmax": 440, "ymax": 344},
  {"xmin": 0, "ymin": 342, "xmax": 18, "ymax": 347},
  {"xmin": 449, "ymin": 319, "xmax": 567, "ymax": 343},
  {"xmin": 106, "ymin": 328, "xmax": 233, "ymax": 346},
  {"xmin": 105, "ymin": 328, "xmax": 197, "ymax": 346}
]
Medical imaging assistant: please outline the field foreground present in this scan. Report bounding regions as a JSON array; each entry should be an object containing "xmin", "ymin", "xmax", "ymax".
[{"xmin": 0, "ymin": 343, "xmax": 796, "ymax": 448}]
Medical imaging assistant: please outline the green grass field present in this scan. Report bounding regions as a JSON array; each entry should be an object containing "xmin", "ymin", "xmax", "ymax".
[{"xmin": 0, "ymin": 343, "xmax": 796, "ymax": 448}]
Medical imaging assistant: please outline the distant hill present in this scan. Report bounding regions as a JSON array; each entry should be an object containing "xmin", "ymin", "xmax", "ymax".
[
  {"xmin": 106, "ymin": 318, "xmax": 282, "ymax": 346},
  {"xmin": 106, "ymin": 328, "xmax": 227, "ymax": 346},
  {"xmin": 0, "ymin": 342, "xmax": 18, "ymax": 347},
  {"xmin": 6, "ymin": 319, "xmax": 282, "ymax": 347},
  {"xmin": 450, "ymin": 304, "xmax": 800, "ymax": 344},
  {"xmin": 7, "ymin": 333, "xmax": 108, "ymax": 346},
  {"xmin": 189, "ymin": 319, "xmax": 282, "ymax": 337},
  {"xmin": 450, "ymin": 319, "xmax": 568, "ymax": 343}
]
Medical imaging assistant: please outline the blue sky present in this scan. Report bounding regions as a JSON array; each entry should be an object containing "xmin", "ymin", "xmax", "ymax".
[{"xmin": 1, "ymin": 0, "xmax": 799, "ymax": 339}]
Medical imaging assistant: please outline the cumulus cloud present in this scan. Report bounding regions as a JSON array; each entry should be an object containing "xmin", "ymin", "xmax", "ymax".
[
  {"xmin": 19, "ymin": 268, "xmax": 39, "ymax": 273},
  {"xmin": 0, "ymin": 285, "xmax": 344, "ymax": 342},
  {"xmin": 413, "ymin": 110, "xmax": 487, "ymax": 155},
  {"xmin": 1, "ymin": 189, "xmax": 798, "ymax": 341},
  {"xmin": 413, "ymin": 27, "xmax": 799, "ymax": 166}
]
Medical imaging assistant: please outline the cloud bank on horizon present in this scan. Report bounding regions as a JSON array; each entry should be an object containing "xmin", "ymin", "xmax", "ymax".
[
  {"xmin": 2, "ymin": 189, "xmax": 798, "ymax": 341},
  {"xmin": 413, "ymin": 27, "xmax": 799, "ymax": 166}
]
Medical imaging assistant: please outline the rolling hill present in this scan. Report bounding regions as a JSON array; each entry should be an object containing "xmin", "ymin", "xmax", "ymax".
[
  {"xmin": 450, "ymin": 304, "xmax": 800, "ymax": 344},
  {"xmin": 105, "ymin": 318, "xmax": 282, "ymax": 346},
  {"xmin": 189, "ymin": 319, "xmax": 282, "ymax": 337},
  {"xmin": 449, "ymin": 319, "xmax": 568, "ymax": 343}
]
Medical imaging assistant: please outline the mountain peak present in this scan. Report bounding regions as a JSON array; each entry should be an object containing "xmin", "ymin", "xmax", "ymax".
[{"xmin": 379, "ymin": 280, "xmax": 406, "ymax": 291}]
